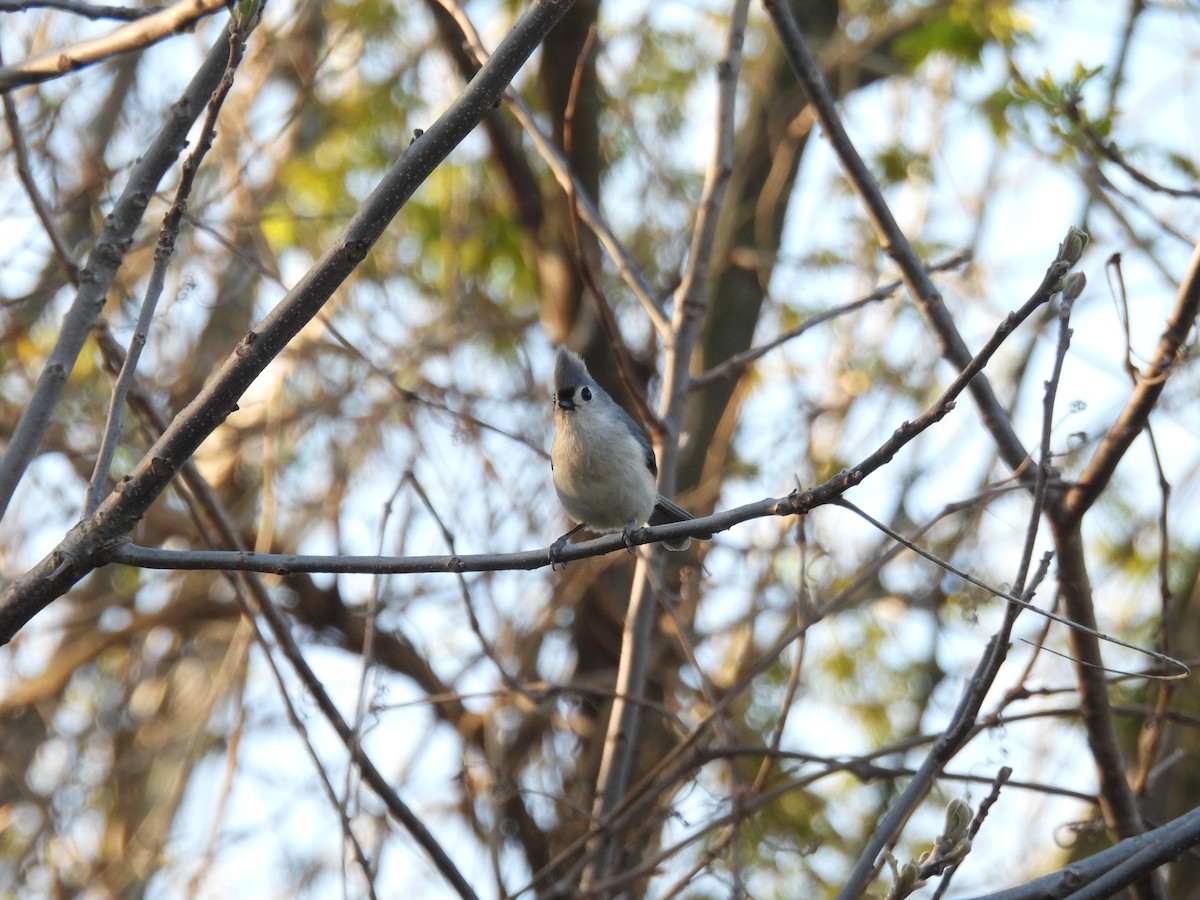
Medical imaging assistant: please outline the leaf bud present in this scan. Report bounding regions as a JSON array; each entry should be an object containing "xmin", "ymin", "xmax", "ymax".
[
  {"xmin": 943, "ymin": 797, "xmax": 974, "ymax": 843},
  {"xmin": 1060, "ymin": 271, "xmax": 1087, "ymax": 302},
  {"xmin": 1059, "ymin": 226, "xmax": 1089, "ymax": 266},
  {"xmin": 897, "ymin": 860, "xmax": 921, "ymax": 893}
]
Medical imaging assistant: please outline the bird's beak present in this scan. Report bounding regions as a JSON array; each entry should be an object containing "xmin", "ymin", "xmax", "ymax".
[{"xmin": 556, "ymin": 393, "xmax": 575, "ymax": 411}]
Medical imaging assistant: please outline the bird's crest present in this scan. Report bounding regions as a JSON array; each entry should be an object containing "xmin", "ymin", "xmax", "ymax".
[{"xmin": 554, "ymin": 346, "xmax": 594, "ymax": 390}]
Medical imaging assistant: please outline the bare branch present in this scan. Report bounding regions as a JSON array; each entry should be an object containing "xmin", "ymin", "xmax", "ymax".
[
  {"xmin": 579, "ymin": 556, "xmax": 654, "ymax": 888},
  {"xmin": 836, "ymin": 501, "xmax": 1185, "ymax": 678},
  {"xmin": 1, "ymin": 66, "xmax": 81, "ymax": 284},
  {"xmin": 1065, "ymin": 103, "xmax": 1200, "ymax": 201},
  {"xmin": 835, "ymin": 556, "xmax": 1053, "ymax": 900},
  {"xmin": 973, "ymin": 803, "xmax": 1200, "ymax": 900},
  {"xmin": 838, "ymin": 256, "xmax": 1082, "ymax": 899},
  {"xmin": 0, "ymin": 0, "xmax": 163, "ymax": 21},
  {"xmin": 0, "ymin": 29, "xmax": 231, "ymax": 521},
  {"xmin": 91, "ymin": 323, "xmax": 476, "ymax": 900},
  {"xmin": 658, "ymin": 0, "xmax": 750, "ymax": 487},
  {"xmin": 582, "ymin": 0, "xmax": 751, "ymax": 888},
  {"xmin": 0, "ymin": 0, "xmax": 580, "ymax": 642},
  {"xmin": 1063, "ymin": 239, "xmax": 1200, "ymax": 520},
  {"xmin": 85, "ymin": 19, "xmax": 253, "ymax": 516},
  {"xmin": 761, "ymin": 0, "xmax": 1036, "ymax": 485},
  {"xmin": 0, "ymin": 0, "xmax": 228, "ymax": 92},
  {"xmin": 689, "ymin": 251, "xmax": 972, "ymax": 390},
  {"xmin": 1048, "ymin": 515, "xmax": 1160, "ymax": 872},
  {"xmin": 430, "ymin": 0, "xmax": 670, "ymax": 336}
]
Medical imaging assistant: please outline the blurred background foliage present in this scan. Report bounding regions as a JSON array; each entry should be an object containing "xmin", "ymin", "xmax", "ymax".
[{"xmin": 1, "ymin": 0, "xmax": 1199, "ymax": 897}]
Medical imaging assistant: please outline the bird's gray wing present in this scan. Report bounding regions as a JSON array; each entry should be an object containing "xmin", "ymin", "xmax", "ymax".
[{"xmin": 611, "ymin": 402, "xmax": 657, "ymax": 476}]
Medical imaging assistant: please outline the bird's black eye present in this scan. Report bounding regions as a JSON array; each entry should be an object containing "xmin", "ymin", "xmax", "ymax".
[{"xmin": 580, "ymin": 387, "xmax": 592, "ymax": 401}]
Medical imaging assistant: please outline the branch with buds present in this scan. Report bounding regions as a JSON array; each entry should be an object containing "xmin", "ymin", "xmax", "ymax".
[{"xmin": 885, "ymin": 798, "xmax": 976, "ymax": 900}]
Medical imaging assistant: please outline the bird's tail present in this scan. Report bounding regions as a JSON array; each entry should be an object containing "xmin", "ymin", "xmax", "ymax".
[{"xmin": 650, "ymin": 496, "xmax": 712, "ymax": 550}]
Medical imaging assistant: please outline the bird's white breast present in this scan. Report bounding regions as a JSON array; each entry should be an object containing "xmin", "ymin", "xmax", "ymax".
[{"xmin": 552, "ymin": 407, "xmax": 657, "ymax": 532}]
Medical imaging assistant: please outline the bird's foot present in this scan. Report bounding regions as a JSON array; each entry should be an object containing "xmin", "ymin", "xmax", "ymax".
[
  {"xmin": 549, "ymin": 537, "xmax": 568, "ymax": 570},
  {"xmin": 621, "ymin": 524, "xmax": 640, "ymax": 554},
  {"xmin": 549, "ymin": 524, "xmax": 585, "ymax": 570}
]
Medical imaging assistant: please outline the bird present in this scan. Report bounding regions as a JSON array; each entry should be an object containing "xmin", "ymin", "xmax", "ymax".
[{"xmin": 549, "ymin": 346, "xmax": 709, "ymax": 558}]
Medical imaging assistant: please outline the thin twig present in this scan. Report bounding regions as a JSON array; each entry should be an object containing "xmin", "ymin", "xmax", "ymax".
[
  {"xmin": 1106, "ymin": 252, "xmax": 1177, "ymax": 798},
  {"xmin": 732, "ymin": 521, "xmax": 815, "ymax": 853},
  {"xmin": 85, "ymin": 18, "xmax": 253, "ymax": 516},
  {"xmin": 518, "ymin": 530, "xmax": 1058, "ymax": 897},
  {"xmin": 341, "ymin": 472, "xmax": 404, "ymax": 895},
  {"xmin": 577, "ymin": 555, "xmax": 655, "ymax": 890},
  {"xmin": 185, "ymin": 640, "xmax": 249, "ymax": 895},
  {"xmin": 930, "ymin": 767, "xmax": 1012, "ymax": 899},
  {"xmin": 761, "ymin": 0, "xmax": 1035, "ymax": 484},
  {"xmin": 646, "ymin": 565, "xmax": 752, "ymax": 899},
  {"xmin": 0, "ymin": 65, "xmax": 81, "ymax": 284},
  {"xmin": 656, "ymin": 531, "xmax": 811, "ymax": 899},
  {"xmin": 579, "ymin": 1, "xmax": 751, "ymax": 890},
  {"xmin": 658, "ymin": 0, "xmax": 749, "ymax": 492},
  {"xmin": 1043, "ymin": 246, "xmax": 1200, "ymax": 900},
  {"xmin": 429, "ymin": 0, "xmax": 670, "ymax": 336},
  {"xmin": 691, "ymin": 251, "xmax": 971, "ymax": 390},
  {"xmin": 574, "ymin": 749, "xmax": 1074, "ymax": 900},
  {"xmin": 840, "ymin": 281, "xmax": 1150, "ymax": 896},
  {"xmin": 320, "ymin": 317, "xmax": 545, "ymax": 457},
  {"xmin": 1063, "ymin": 239, "xmax": 1200, "ymax": 519},
  {"xmin": 1076, "ymin": 0, "xmax": 1145, "ymax": 226},
  {"xmin": 835, "ymin": 501, "xmax": 1185, "ymax": 678},
  {"xmin": 405, "ymin": 471, "xmax": 528, "ymax": 695},
  {"xmin": 1063, "ymin": 102, "xmax": 1200, "ymax": 201},
  {"xmin": 90, "ymin": 330, "xmax": 380, "ymax": 895},
  {"xmin": 835, "ymin": 556, "xmax": 1053, "ymax": 900},
  {"xmin": 90, "ymin": 323, "xmax": 461, "ymax": 899},
  {"xmin": 0, "ymin": 30, "xmax": 232, "ymax": 522},
  {"xmin": 560, "ymin": 23, "xmax": 661, "ymax": 435}
]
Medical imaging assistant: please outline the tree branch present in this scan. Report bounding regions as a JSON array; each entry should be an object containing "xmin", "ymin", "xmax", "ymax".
[
  {"xmin": 689, "ymin": 251, "xmax": 971, "ymax": 390},
  {"xmin": 0, "ymin": 0, "xmax": 228, "ymax": 91},
  {"xmin": 0, "ymin": 28, "xmax": 232, "ymax": 521},
  {"xmin": 0, "ymin": 0, "xmax": 163, "ymax": 21},
  {"xmin": 581, "ymin": 0, "xmax": 752, "ymax": 888},
  {"xmin": 93, "ymin": 287, "xmax": 481, "ymax": 900},
  {"xmin": 761, "ymin": 0, "xmax": 1036, "ymax": 485},
  {"xmin": 971, "ymin": 803, "xmax": 1200, "ymax": 900},
  {"xmin": 1050, "ymin": 516, "xmax": 1155, "ymax": 839},
  {"xmin": 1035, "ymin": 245, "xmax": 1200, "ymax": 900},
  {"xmin": 834, "ymin": 557, "xmax": 1054, "ymax": 900},
  {"xmin": 838, "ymin": 245, "xmax": 1081, "ymax": 899},
  {"xmin": 0, "ymin": 0, "xmax": 580, "ymax": 644},
  {"xmin": 430, "ymin": 0, "xmax": 670, "ymax": 336},
  {"xmin": 1, "ymin": 61, "xmax": 81, "ymax": 284},
  {"xmin": 658, "ymin": 0, "xmax": 750, "ymax": 489},
  {"xmin": 2, "ymin": 226, "xmax": 1069, "ymax": 651},
  {"xmin": 1062, "ymin": 239, "xmax": 1200, "ymax": 520},
  {"xmin": 85, "ymin": 16, "xmax": 252, "ymax": 516}
]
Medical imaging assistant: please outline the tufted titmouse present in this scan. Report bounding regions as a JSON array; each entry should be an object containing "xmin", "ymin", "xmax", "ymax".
[{"xmin": 550, "ymin": 346, "xmax": 708, "ymax": 555}]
